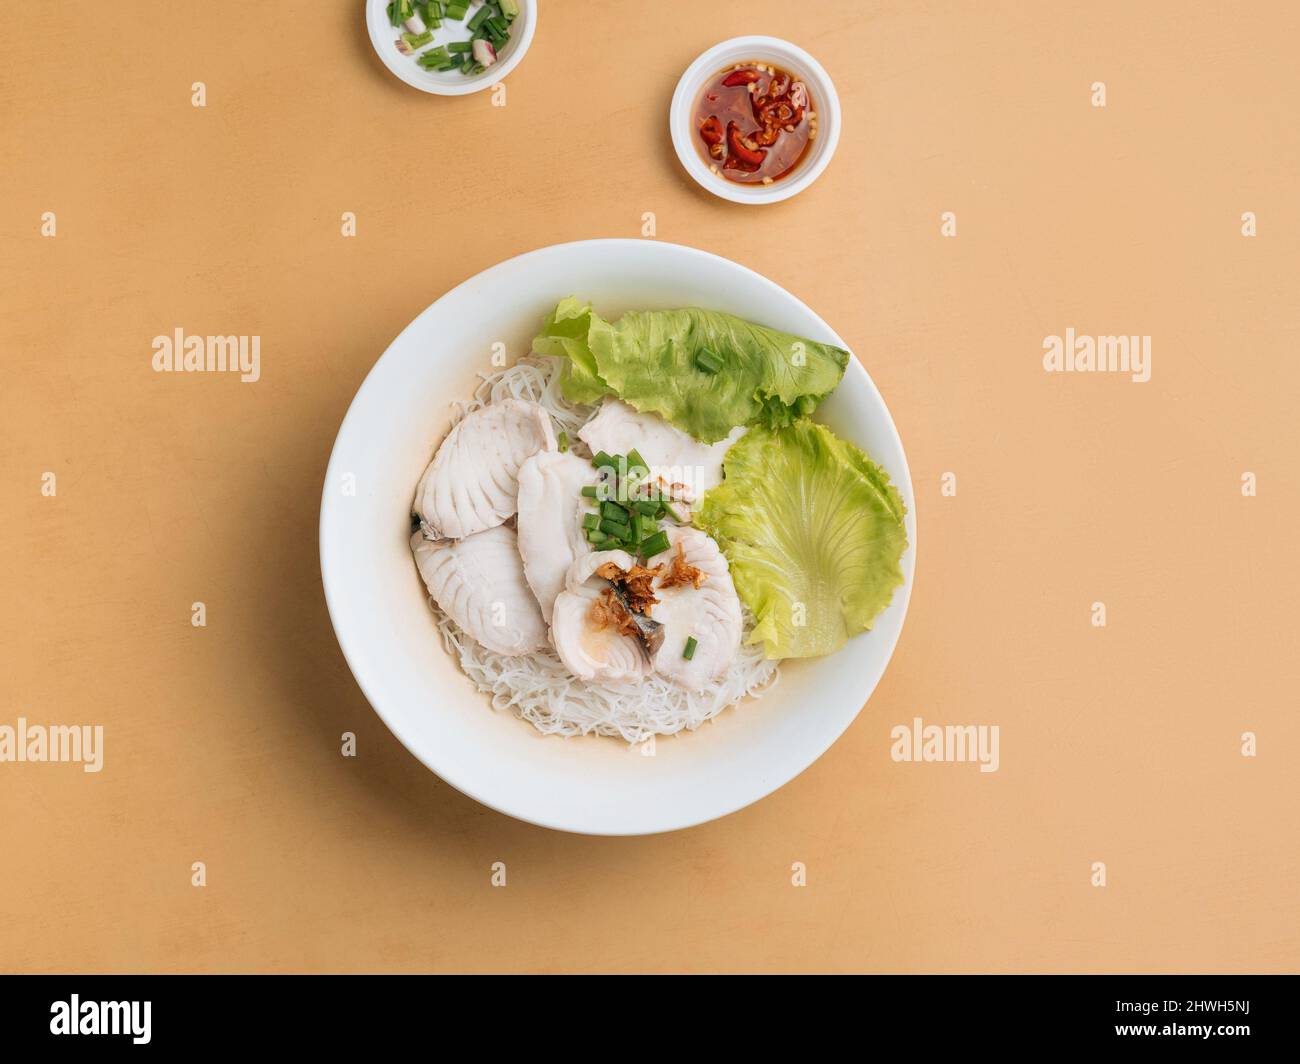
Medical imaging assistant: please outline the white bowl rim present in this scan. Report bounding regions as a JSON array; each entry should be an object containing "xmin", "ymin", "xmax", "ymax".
[
  {"xmin": 319, "ymin": 238, "xmax": 915, "ymax": 835},
  {"xmin": 365, "ymin": 0, "xmax": 537, "ymax": 96},
  {"xmin": 669, "ymin": 35, "xmax": 842, "ymax": 205}
]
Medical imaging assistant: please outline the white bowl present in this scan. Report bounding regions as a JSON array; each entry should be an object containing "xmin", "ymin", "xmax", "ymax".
[
  {"xmin": 670, "ymin": 36, "xmax": 841, "ymax": 205},
  {"xmin": 319, "ymin": 240, "xmax": 915, "ymax": 835},
  {"xmin": 365, "ymin": 0, "xmax": 536, "ymax": 96}
]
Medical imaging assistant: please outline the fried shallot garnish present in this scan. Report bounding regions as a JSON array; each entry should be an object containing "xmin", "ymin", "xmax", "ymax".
[
  {"xmin": 657, "ymin": 541, "xmax": 707, "ymax": 590},
  {"xmin": 586, "ymin": 588, "xmax": 641, "ymax": 639},
  {"xmin": 593, "ymin": 561, "xmax": 663, "ymax": 613},
  {"xmin": 620, "ymin": 563, "xmax": 663, "ymax": 612}
]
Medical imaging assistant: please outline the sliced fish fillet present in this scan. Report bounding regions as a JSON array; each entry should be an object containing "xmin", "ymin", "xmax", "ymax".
[
  {"xmin": 516, "ymin": 450, "xmax": 597, "ymax": 623},
  {"xmin": 550, "ymin": 550, "xmax": 650, "ymax": 685},
  {"xmin": 577, "ymin": 398, "xmax": 745, "ymax": 502},
  {"xmin": 647, "ymin": 526, "xmax": 742, "ymax": 692},
  {"xmin": 410, "ymin": 526, "xmax": 547, "ymax": 657},
  {"xmin": 414, "ymin": 399, "xmax": 556, "ymax": 539}
]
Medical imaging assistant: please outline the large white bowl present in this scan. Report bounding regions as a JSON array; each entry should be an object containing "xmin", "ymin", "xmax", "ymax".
[{"xmin": 319, "ymin": 240, "xmax": 915, "ymax": 835}]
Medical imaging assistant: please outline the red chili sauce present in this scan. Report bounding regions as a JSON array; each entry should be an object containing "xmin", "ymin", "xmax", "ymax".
[{"xmin": 693, "ymin": 62, "xmax": 816, "ymax": 184}]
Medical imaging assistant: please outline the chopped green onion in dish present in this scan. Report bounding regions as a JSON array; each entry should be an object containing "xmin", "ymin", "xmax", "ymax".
[
  {"xmin": 557, "ymin": 430, "xmax": 569, "ymax": 452},
  {"xmin": 402, "ymin": 29, "xmax": 434, "ymax": 48},
  {"xmin": 418, "ymin": 46, "xmax": 455, "ymax": 70},
  {"xmin": 581, "ymin": 512, "xmax": 600, "ymax": 532},
  {"xmin": 682, "ymin": 636, "xmax": 698, "ymax": 661},
  {"xmin": 586, "ymin": 528, "xmax": 608, "ymax": 545},
  {"xmin": 388, "ymin": 0, "xmax": 417, "ymax": 28},
  {"xmin": 391, "ymin": 0, "xmax": 515, "ymax": 75}
]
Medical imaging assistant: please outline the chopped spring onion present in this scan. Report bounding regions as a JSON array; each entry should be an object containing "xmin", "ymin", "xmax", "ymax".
[
  {"xmin": 580, "ymin": 484, "xmax": 602, "ymax": 499},
  {"xmin": 591, "ymin": 450, "xmax": 617, "ymax": 471},
  {"xmin": 599, "ymin": 517, "xmax": 632, "ymax": 541},
  {"xmin": 640, "ymin": 530, "xmax": 671, "ymax": 559},
  {"xmin": 581, "ymin": 512, "xmax": 600, "ymax": 532},
  {"xmin": 418, "ymin": 46, "xmax": 455, "ymax": 69},
  {"xmin": 600, "ymin": 500, "xmax": 629, "ymax": 522},
  {"xmin": 587, "ymin": 528, "xmax": 608, "ymax": 545},
  {"xmin": 557, "ymin": 430, "xmax": 569, "ymax": 453},
  {"xmin": 632, "ymin": 499, "xmax": 659, "ymax": 517},
  {"xmin": 694, "ymin": 348, "xmax": 724, "ymax": 374},
  {"xmin": 682, "ymin": 636, "xmax": 698, "ymax": 660},
  {"xmin": 626, "ymin": 448, "xmax": 649, "ymax": 476},
  {"xmin": 388, "ymin": 0, "xmax": 415, "ymax": 27},
  {"xmin": 394, "ymin": 0, "xmax": 511, "ymax": 76}
]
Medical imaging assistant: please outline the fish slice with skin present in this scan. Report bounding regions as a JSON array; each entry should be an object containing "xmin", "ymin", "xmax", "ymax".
[
  {"xmin": 647, "ymin": 526, "xmax": 742, "ymax": 692},
  {"xmin": 414, "ymin": 399, "xmax": 556, "ymax": 539},
  {"xmin": 516, "ymin": 450, "xmax": 598, "ymax": 623},
  {"xmin": 550, "ymin": 550, "xmax": 650, "ymax": 684},
  {"xmin": 577, "ymin": 398, "xmax": 745, "ymax": 503},
  {"xmin": 410, "ymin": 526, "xmax": 548, "ymax": 657}
]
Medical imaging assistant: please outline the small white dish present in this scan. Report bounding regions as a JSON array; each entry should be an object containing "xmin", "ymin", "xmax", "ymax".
[
  {"xmin": 670, "ymin": 35, "xmax": 841, "ymax": 205},
  {"xmin": 319, "ymin": 239, "xmax": 915, "ymax": 836},
  {"xmin": 366, "ymin": 0, "xmax": 536, "ymax": 96}
]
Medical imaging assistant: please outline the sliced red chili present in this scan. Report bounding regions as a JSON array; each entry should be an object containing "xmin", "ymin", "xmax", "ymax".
[
  {"xmin": 721, "ymin": 69, "xmax": 761, "ymax": 87},
  {"xmin": 698, "ymin": 115, "xmax": 724, "ymax": 146},
  {"xmin": 726, "ymin": 121, "xmax": 767, "ymax": 168}
]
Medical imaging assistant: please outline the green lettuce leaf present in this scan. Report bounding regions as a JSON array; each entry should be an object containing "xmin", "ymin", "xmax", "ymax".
[
  {"xmin": 530, "ymin": 296, "xmax": 612, "ymax": 405},
  {"xmin": 532, "ymin": 299, "xmax": 849, "ymax": 443},
  {"xmin": 696, "ymin": 420, "xmax": 908, "ymax": 659}
]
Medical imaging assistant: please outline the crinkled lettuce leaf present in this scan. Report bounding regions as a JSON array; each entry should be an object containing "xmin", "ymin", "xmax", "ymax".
[
  {"xmin": 696, "ymin": 420, "xmax": 908, "ymax": 659},
  {"xmin": 530, "ymin": 296, "xmax": 614, "ymax": 405},
  {"xmin": 532, "ymin": 298, "xmax": 849, "ymax": 444}
]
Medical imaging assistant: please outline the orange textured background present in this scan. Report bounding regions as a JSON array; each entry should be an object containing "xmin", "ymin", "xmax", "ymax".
[{"xmin": 1, "ymin": 1, "xmax": 1297, "ymax": 973}]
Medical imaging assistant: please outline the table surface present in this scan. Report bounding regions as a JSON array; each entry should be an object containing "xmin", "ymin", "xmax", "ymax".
[{"xmin": 2, "ymin": 0, "xmax": 1297, "ymax": 973}]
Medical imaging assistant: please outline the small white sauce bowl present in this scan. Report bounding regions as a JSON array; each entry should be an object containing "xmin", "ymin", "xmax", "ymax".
[
  {"xmin": 670, "ymin": 35, "xmax": 841, "ymax": 205},
  {"xmin": 366, "ymin": 0, "xmax": 536, "ymax": 96}
]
